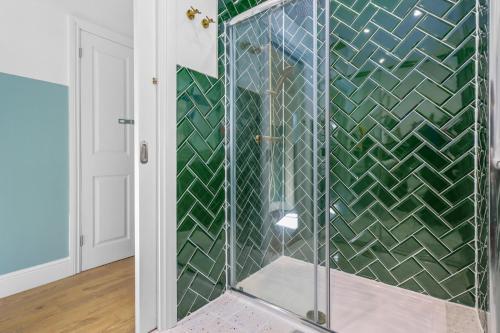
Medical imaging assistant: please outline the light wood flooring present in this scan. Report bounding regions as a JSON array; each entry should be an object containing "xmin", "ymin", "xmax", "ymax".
[{"xmin": 0, "ymin": 257, "xmax": 134, "ymax": 333}]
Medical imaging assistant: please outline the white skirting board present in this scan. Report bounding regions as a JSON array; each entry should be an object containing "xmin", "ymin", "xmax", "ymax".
[{"xmin": 0, "ymin": 257, "xmax": 73, "ymax": 298}]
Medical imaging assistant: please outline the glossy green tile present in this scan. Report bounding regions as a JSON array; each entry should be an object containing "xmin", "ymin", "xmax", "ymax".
[
  {"xmin": 444, "ymin": 131, "xmax": 474, "ymax": 160},
  {"xmin": 392, "ymin": 135, "xmax": 422, "ymax": 159},
  {"xmin": 417, "ymin": 79, "xmax": 450, "ymax": 105},
  {"xmin": 442, "ymin": 85, "xmax": 475, "ymax": 115},
  {"xmin": 351, "ymin": 174, "xmax": 376, "ymax": 195},
  {"xmin": 400, "ymin": 278, "xmax": 425, "ymax": 293},
  {"xmin": 351, "ymin": 212, "xmax": 376, "ymax": 234},
  {"xmin": 418, "ymin": 0, "xmax": 453, "ymax": 16},
  {"xmin": 394, "ymin": 12, "xmax": 423, "ymax": 38},
  {"xmin": 373, "ymin": 11, "xmax": 400, "ymax": 31},
  {"xmin": 393, "ymin": 72, "xmax": 424, "ymax": 99},
  {"xmin": 446, "ymin": 0, "xmax": 475, "ymax": 24},
  {"xmin": 417, "ymin": 36, "xmax": 453, "ymax": 62},
  {"xmin": 391, "ymin": 258, "xmax": 422, "ymax": 283},
  {"xmin": 443, "ymin": 177, "xmax": 474, "ymax": 204},
  {"xmin": 414, "ymin": 207, "xmax": 450, "ymax": 237},
  {"xmin": 351, "ymin": 155, "xmax": 376, "ymax": 176},
  {"xmin": 370, "ymin": 261, "xmax": 398, "ymax": 285},
  {"xmin": 444, "ymin": 37, "xmax": 476, "ymax": 70},
  {"xmin": 441, "ymin": 223, "xmax": 475, "ymax": 251},
  {"xmin": 370, "ymin": 203, "xmax": 399, "ymax": 229},
  {"xmin": 370, "ymin": 183, "xmax": 398, "ymax": 208},
  {"xmin": 370, "ymin": 164, "xmax": 398, "ymax": 188},
  {"xmin": 336, "ymin": 5, "xmax": 357, "ymax": 24},
  {"xmin": 415, "ymin": 186, "xmax": 451, "ymax": 214},
  {"xmin": 445, "ymin": 14, "xmax": 475, "ymax": 47},
  {"xmin": 415, "ymin": 271, "xmax": 451, "ymax": 299},
  {"xmin": 443, "ymin": 61, "xmax": 475, "ymax": 93},
  {"xmin": 391, "ymin": 195, "xmax": 421, "ymax": 220},
  {"xmin": 417, "ymin": 124, "xmax": 450, "ymax": 149},
  {"xmin": 393, "ymin": 50, "xmax": 425, "ymax": 79},
  {"xmin": 392, "ymin": 237, "xmax": 421, "ymax": 261},
  {"xmin": 414, "ymin": 229, "xmax": 450, "ymax": 258},
  {"xmin": 350, "ymin": 248, "xmax": 377, "ymax": 271},
  {"xmin": 443, "ymin": 199, "xmax": 474, "ymax": 227},
  {"xmin": 415, "ymin": 250, "xmax": 450, "ymax": 281},
  {"xmin": 394, "ymin": 30, "xmax": 426, "ymax": 59},
  {"xmin": 442, "ymin": 269, "xmax": 475, "ymax": 296},
  {"xmin": 418, "ymin": 167, "xmax": 449, "ymax": 192},
  {"xmin": 392, "ymin": 175, "xmax": 422, "ymax": 198},
  {"xmin": 370, "ymin": 242, "xmax": 399, "ymax": 268},
  {"xmin": 372, "ymin": 0, "xmax": 399, "ymax": 11},
  {"xmin": 443, "ymin": 107, "xmax": 474, "ymax": 137},
  {"xmin": 372, "ymin": 29, "xmax": 400, "ymax": 51},
  {"xmin": 418, "ymin": 58, "xmax": 452, "ymax": 83},
  {"xmin": 442, "ymin": 245, "xmax": 475, "ymax": 274},
  {"xmin": 418, "ymin": 15, "xmax": 453, "ymax": 39}
]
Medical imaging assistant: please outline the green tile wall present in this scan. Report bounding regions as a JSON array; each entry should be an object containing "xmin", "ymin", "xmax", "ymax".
[
  {"xmin": 230, "ymin": 13, "xmax": 282, "ymax": 283},
  {"xmin": 176, "ymin": 0, "xmax": 265, "ymax": 320},
  {"xmin": 329, "ymin": 0, "xmax": 479, "ymax": 307},
  {"xmin": 177, "ymin": 0, "xmax": 486, "ymax": 321},
  {"xmin": 229, "ymin": 0, "xmax": 329, "ymax": 284}
]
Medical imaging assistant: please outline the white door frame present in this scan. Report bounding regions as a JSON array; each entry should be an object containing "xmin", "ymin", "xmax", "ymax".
[
  {"xmin": 134, "ymin": 0, "xmax": 177, "ymax": 331},
  {"xmin": 133, "ymin": 0, "xmax": 158, "ymax": 331},
  {"xmin": 68, "ymin": 17, "xmax": 134, "ymax": 275},
  {"xmin": 157, "ymin": 0, "xmax": 178, "ymax": 330}
]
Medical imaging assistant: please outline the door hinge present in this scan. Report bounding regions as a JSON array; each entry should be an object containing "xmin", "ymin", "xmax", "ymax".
[
  {"xmin": 79, "ymin": 47, "xmax": 83, "ymax": 58},
  {"xmin": 80, "ymin": 235, "xmax": 85, "ymax": 247},
  {"xmin": 152, "ymin": 77, "xmax": 158, "ymax": 85}
]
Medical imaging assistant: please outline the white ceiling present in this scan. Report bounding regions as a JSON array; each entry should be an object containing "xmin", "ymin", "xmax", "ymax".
[{"xmin": 45, "ymin": 0, "xmax": 133, "ymax": 37}]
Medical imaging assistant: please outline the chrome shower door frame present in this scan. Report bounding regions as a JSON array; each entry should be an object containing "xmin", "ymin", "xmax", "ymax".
[
  {"xmin": 224, "ymin": 0, "xmax": 331, "ymax": 330},
  {"xmin": 489, "ymin": 1, "xmax": 499, "ymax": 332}
]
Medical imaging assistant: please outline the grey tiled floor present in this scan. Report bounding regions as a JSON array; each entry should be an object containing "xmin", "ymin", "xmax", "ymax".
[
  {"xmin": 164, "ymin": 257, "xmax": 482, "ymax": 333},
  {"xmin": 164, "ymin": 292, "xmax": 319, "ymax": 333}
]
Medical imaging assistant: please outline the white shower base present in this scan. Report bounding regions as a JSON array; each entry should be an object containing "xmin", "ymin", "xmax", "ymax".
[{"xmin": 237, "ymin": 256, "xmax": 481, "ymax": 333}]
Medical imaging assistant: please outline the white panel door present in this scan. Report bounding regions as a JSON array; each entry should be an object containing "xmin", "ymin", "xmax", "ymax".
[{"xmin": 80, "ymin": 30, "xmax": 134, "ymax": 271}]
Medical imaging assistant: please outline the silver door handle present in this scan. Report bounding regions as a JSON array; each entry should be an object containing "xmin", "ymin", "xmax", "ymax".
[
  {"xmin": 140, "ymin": 141, "xmax": 148, "ymax": 164},
  {"xmin": 118, "ymin": 118, "xmax": 135, "ymax": 125}
]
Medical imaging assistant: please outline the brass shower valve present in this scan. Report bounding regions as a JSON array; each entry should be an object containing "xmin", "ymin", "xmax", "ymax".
[
  {"xmin": 186, "ymin": 6, "xmax": 201, "ymax": 20},
  {"xmin": 202, "ymin": 16, "xmax": 215, "ymax": 28}
]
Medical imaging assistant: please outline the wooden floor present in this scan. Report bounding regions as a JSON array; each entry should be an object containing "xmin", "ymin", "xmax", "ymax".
[{"xmin": 0, "ymin": 257, "xmax": 134, "ymax": 333}]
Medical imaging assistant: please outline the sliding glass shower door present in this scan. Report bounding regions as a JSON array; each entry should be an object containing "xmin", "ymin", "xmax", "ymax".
[{"xmin": 226, "ymin": 0, "xmax": 330, "ymax": 328}]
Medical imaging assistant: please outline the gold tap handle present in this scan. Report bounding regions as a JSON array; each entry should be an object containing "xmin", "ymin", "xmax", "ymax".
[
  {"xmin": 201, "ymin": 16, "xmax": 215, "ymax": 29},
  {"xmin": 186, "ymin": 6, "xmax": 201, "ymax": 20},
  {"xmin": 255, "ymin": 135, "xmax": 281, "ymax": 144}
]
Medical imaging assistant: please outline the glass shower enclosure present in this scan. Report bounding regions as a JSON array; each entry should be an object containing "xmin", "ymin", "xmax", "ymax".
[{"xmin": 225, "ymin": 0, "xmax": 330, "ymax": 328}]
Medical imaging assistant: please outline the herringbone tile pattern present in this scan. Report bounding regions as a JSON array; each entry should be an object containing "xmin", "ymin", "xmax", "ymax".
[
  {"xmin": 230, "ymin": 12, "xmax": 283, "ymax": 282},
  {"xmin": 178, "ymin": 0, "xmax": 484, "ymax": 321},
  {"xmin": 229, "ymin": 0, "xmax": 330, "ymax": 282},
  {"xmin": 176, "ymin": 0, "xmax": 266, "ymax": 320},
  {"xmin": 329, "ymin": 0, "xmax": 477, "ymax": 306}
]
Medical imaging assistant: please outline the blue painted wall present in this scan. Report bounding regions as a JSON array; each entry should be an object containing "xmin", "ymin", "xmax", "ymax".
[{"xmin": 0, "ymin": 72, "xmax": 69, "ymax": 275}]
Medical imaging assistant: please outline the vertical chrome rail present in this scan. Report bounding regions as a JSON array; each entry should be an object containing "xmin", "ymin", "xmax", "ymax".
[
  {"xmin": 324, "ymin": 0, "xmax": 331, "ymax": 328},
  {"xmin": 489, "ymin": 1, "xmax": 500, "ymax": 332},
  {"xmin": 226, "ymin": 23, "xmax": 237, "ymax": 288},
  {"xmin": 312, "ymin": 0, "xmax": 319, "ymax": 324}
]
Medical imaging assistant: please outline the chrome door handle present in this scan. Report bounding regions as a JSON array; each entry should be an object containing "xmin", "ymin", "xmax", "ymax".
[
  {"xmin": 140, "ymin": 141, "xmax": 149, "ymax": 164},
  {"xmin": 118, "ymin": 118, "xmax": 135, "ymax": 125}
]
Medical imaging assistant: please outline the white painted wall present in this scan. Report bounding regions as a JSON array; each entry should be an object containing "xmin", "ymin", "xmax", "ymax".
[
  {"xmin": 176, "ymin": 0, "xmax": 218, "ymax": 78},
  {"xmin": 0, "ymin": 0, "xmax": 133, "ymax": 85}
]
